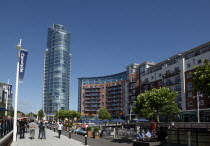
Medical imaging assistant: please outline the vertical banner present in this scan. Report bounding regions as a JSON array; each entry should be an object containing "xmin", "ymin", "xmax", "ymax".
[
  {"xmin": 19, "ymin": 49, "xmax": 28, "ymax": 83},
  {"xmin": 8, "ymin": 85, "xmax": 12, "ymax": 95}
]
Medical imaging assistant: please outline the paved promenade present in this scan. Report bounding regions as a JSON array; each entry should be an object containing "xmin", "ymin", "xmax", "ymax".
[{"xmin": 10, "ymin": 128, "xmax": 88, "ymax": 146}]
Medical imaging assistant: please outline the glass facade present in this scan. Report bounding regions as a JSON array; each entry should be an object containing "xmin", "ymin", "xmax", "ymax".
[{"xmin": 43, "ymin": 24, "xmax": 71, "ymax": 118}]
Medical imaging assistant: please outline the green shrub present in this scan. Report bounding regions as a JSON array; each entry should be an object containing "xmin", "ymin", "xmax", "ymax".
[
  {"xmin": 66, "ymin": 124, "xmax": 72, "ymax": 127},
  {"xmin": 94, "ymin": 127, "xmax": 100, "ymax": 132},
  {"xmin": 87, "ymin": 126, "xmax": 92, "ymax": 131}
]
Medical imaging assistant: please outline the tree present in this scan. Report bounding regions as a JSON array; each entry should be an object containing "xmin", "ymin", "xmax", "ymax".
[
  {"xmin": 38, "ymin": 109, "xmax": 44, "ymax": 120},
  {"xmin": 98, "ymin": 108, "xmax": 111, "ymax": 120},
  {"xmin": 134, "ymin": 87, "xmax": 180, "ymax": 123},
  {"xmin": 54, "ymin": 110, "xmax": 81, "ymax": 122},
  {"xmin": 191, "ymin": 59, "xmax": 210, "ymax": 95}
]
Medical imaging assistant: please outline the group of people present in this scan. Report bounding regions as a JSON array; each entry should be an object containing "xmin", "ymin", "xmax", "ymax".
[
  {"xmin": 18, "ymin": 119, "xmax": 64, "ymax": 140},
  {"xmin": 135, "ymin": 119, "xmax": 167, "ymax": 142}
]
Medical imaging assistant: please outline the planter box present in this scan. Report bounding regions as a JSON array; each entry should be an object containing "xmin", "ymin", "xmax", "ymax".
[
  {"xmin": 87, "ymin": 130, "xmax": 92, "ymax": 137},
  {"xmin": 94, "ymin": 132, "xmax": 100, "ymax": 139}
]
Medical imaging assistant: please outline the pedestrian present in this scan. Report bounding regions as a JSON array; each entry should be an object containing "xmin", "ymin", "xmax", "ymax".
[
  {"xmin": 29, "ymin": 120, "xmax": 36, "ymax": 139},
  {"xmin": 57, "ymin": 121, "xmax": 63, "ymax": 138},
  {"xmin": 149, "ymin": 119, "xmax": 156, "ymax": 137},
  {"xmin": 18, "ymin": 119, "xmax": 26, "ymax": 139},
  {"xmin": 38, "ymin": 122, "xmax": 45, "ymax": 139},
  {"xmin": 156, "ymin": 127, "xmax": 167, "ymax": 142}
]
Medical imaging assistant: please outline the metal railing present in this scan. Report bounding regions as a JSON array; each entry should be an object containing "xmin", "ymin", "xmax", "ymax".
[
  {"xmin": 0, "ymin": 119, "xmax": 13, "ymax": 139},
  {"xmin": 167, "ymin": 128, "xmax": 210, "ymax": 145}
]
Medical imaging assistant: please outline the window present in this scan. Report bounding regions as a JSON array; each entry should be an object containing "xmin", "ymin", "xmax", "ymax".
[
  {"xmin": 151, "ymin": 76, "xmax": 154, "ymax": 80},
  {"xmin": 198, "ymin": 60, "xmax": 202, "ymax": 64},
  {"xmin": 188, "ymin": 82, "xmax": 192, "ymax": 90},
  {"xmin": 187, "ymin": 63, "xmax": 191, "ymax": 68},
  {"xmin": 159, "ymin": 73, "xmax": 162, "ymax": 77},
  {"xmin": 199, "ymin": 100, "xmax": 204, "ymax": 106},
  {"xmin": 187, "ymin": 73, "xmax": 192, "ymax": 78},
  {"xmin": 188, "ymin": 92, "xmax": 192, "ymax": 97},
  {"xmin": 188, "ymin": 101, "xmax": 193, "ymax": 107},
  {"xmin": 151, "ymin": 83, "xmax": 154, "ymax": 88}
]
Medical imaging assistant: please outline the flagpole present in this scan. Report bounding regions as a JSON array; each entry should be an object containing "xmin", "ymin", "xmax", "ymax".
[{"xmin": 13, "ymin": 39, "xmax": 21, "ymax": 142}]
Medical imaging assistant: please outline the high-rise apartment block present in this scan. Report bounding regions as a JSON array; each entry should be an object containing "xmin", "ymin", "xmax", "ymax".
[
  {"xmin": 78, "ymin": 41, "xmax": 210, "ymax": 122},
  {"xmin": 43, "ymin": 24, "xmax": 71, "ymax": 120}
]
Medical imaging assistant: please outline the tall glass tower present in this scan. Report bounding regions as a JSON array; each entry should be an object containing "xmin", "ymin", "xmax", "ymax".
[{"xmin": 43, "ymin": 24, "xmax": 71, "ymax": 120}]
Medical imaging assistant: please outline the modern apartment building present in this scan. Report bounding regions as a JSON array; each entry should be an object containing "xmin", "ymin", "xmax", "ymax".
[
  {"xmin": 43, "ymin": 24, "xmax": 71, "ymax": 120},
  {"xmin": 0, "ymin": 82, "xmax": 13, "ymax": 111},
  {"xmin": 78, "ymin": 41, "xmax": 210, "ymax": 122},
  {"xmin": 140, "ymin": 42, "xmax": 210, "ymax": 122},
  {"xmin": 78, "ymin": 64, "xmax": 139, "ymax": 119}
]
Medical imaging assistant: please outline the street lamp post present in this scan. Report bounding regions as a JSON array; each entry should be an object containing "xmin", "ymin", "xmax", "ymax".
[
  {"xmin": 195, "ymin": 91, "xmax": 203, "ymax": 123},
  {"xmin": 13, "ymin": 40, "xmax": 21, "ymax": 142}
]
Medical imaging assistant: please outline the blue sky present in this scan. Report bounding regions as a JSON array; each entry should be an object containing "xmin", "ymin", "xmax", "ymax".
[{"xmin": 1, "ymin": 0, "xmax": 210, "ymax": 114}]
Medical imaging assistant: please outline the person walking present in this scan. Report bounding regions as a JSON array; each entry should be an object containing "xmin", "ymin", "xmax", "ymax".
[
  {"xmin": 18, "ymin": 119, "xmax": 26, "ymax": 139},
  {"xmin": 57, "ymin": 121, "xmax": 63, "ymax": 138},
  {"xmin": 38, "ymin": 122, "xmax": 45, "ymax": 139},
  {"xmin": 29, "ymin": 120, "xmax": 36, "ymax": 139}
]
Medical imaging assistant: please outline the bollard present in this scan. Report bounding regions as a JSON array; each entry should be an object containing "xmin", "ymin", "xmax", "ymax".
[
  {"xmin": 50, "ymin": 126, "xmax": 51, "ymax": 130},
  {"xmin": 69, "ymin": 131, "xmax": 71, "ymax": 139},
  {"xmin": 54, "ymin": 127, "xmax": 55, "ymax": 132},
  {"xmin": 187, "ymin": 131, "xmax": 191, "ymax": 146},
  {"xmin": 85, "ymin": 134, "xmax": 87, "ymax": 145}
]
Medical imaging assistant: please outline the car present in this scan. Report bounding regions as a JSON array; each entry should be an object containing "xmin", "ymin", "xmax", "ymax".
[{"xmin": 76, "ymin": 128, "xmax": 87, "ymax": 135}]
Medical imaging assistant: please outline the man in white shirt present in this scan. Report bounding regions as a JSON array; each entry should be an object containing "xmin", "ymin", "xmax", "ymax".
[
  {"xmin": 29, "ymin": 120, "xmax": 36, "ymax": 139},
  {"xmin": 57, "ymin": 122, "xmax": 63, "ymax": 138}
]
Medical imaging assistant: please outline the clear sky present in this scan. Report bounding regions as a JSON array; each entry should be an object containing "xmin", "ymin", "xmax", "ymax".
[{"xmin": 0, "ymin": 0, "xmax": 210, "ymax": 114}]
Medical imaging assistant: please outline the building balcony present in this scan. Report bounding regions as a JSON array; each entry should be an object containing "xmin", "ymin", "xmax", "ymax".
[
  {"xmin": 129, "ymin": 86, "xmax": 136, "ymax": 90},
  {"xmin": 163, "ymin": 69, "xmax": 180, "ymax": 78},
  {"xmin": 106, "ymin": 96, "xmax": 121, "ymax": 99},
  {"xmin": 106, "ymin": 100, "xmax": 121, "ymax": 103},
  {"xmin": 84, "ymin": 93, "xmax": 100, "ymax": 97},
  {"xmin": 84, "ymin": 104, "xmax": 100, "ymax": 108},
  {"xmin": 84, "ymin": 101, "xmax": 100, "ymax": 104},
  {"xmin": 106, "ymin": 91, "xmax": 122, "ymax": 96},
  {"xmin": 107, "ymin": 108, "xmax": 122, "ymax": 111},
  {"xmin": 84, "ymin": 89, "xmax": 100, "ymax": 93},
  {"xmin": 163, "ymin": 80, "xmax": 181, "ymax": 86},
  {"xmin": 129, "ymin": 92, "xmax": 136, "ymax": 96},
  {"xmin": 85, "ymin": 97, "xmax": 100, "ymax": 100},
  {"xmin": 106, "ymin": 104, "xmax": 121, "ymax": 107},
  {"xmin": 142, "ymin": 79, "xmax": 149, "ymax": 85},
  {"xmin": 107, "ymin": 84, "xmax": 121, "ymax": 88},
  {"xmin": 106, "ymin": 87, "xmax": 122, "ymax": 91}
]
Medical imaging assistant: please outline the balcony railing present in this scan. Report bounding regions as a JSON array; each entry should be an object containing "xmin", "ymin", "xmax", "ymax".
[
  {"xmin": 85, "ymin": 89, "xmax": 100, "ymax": 93},
  {"xmin": 106, "ymin": 100, "xmax": 121, "ymax": 103},
  {"xmin": 163, "ymin": 79, "xmax": 181, "ymax": 86},
  {"xmin": 106, "ymin": 96, "xmax": 121, "ymax": 99},
  {"xmin": 163, "ymin": 69, "xmax": 180, "ymax": 78},
  {"xmin": 107, "ymin": 108, "xmax": 122, "ymax": 111},
  {"xmin": 106, "ymin": 87, "xmax": 122, "ymax": 91},
  {"xmin": 106, "ymin": 91, "xmax": 122, "ymax": 96},
  {"xmin": 106, "ymin": 104, "xmax": 121, "ymax": 107},
  {"xmin": 84, "ymin": 93, "xmax": 100, "ymax": 97}
]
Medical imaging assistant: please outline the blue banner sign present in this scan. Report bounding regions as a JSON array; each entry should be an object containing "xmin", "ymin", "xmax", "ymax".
[
  {"xmin": 19, "ymin": 49, "xmax": 28, "ymax": 83},
  {"xmin": 8, "ymin": 85, "xmax": 12, "ymax": 95}
]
